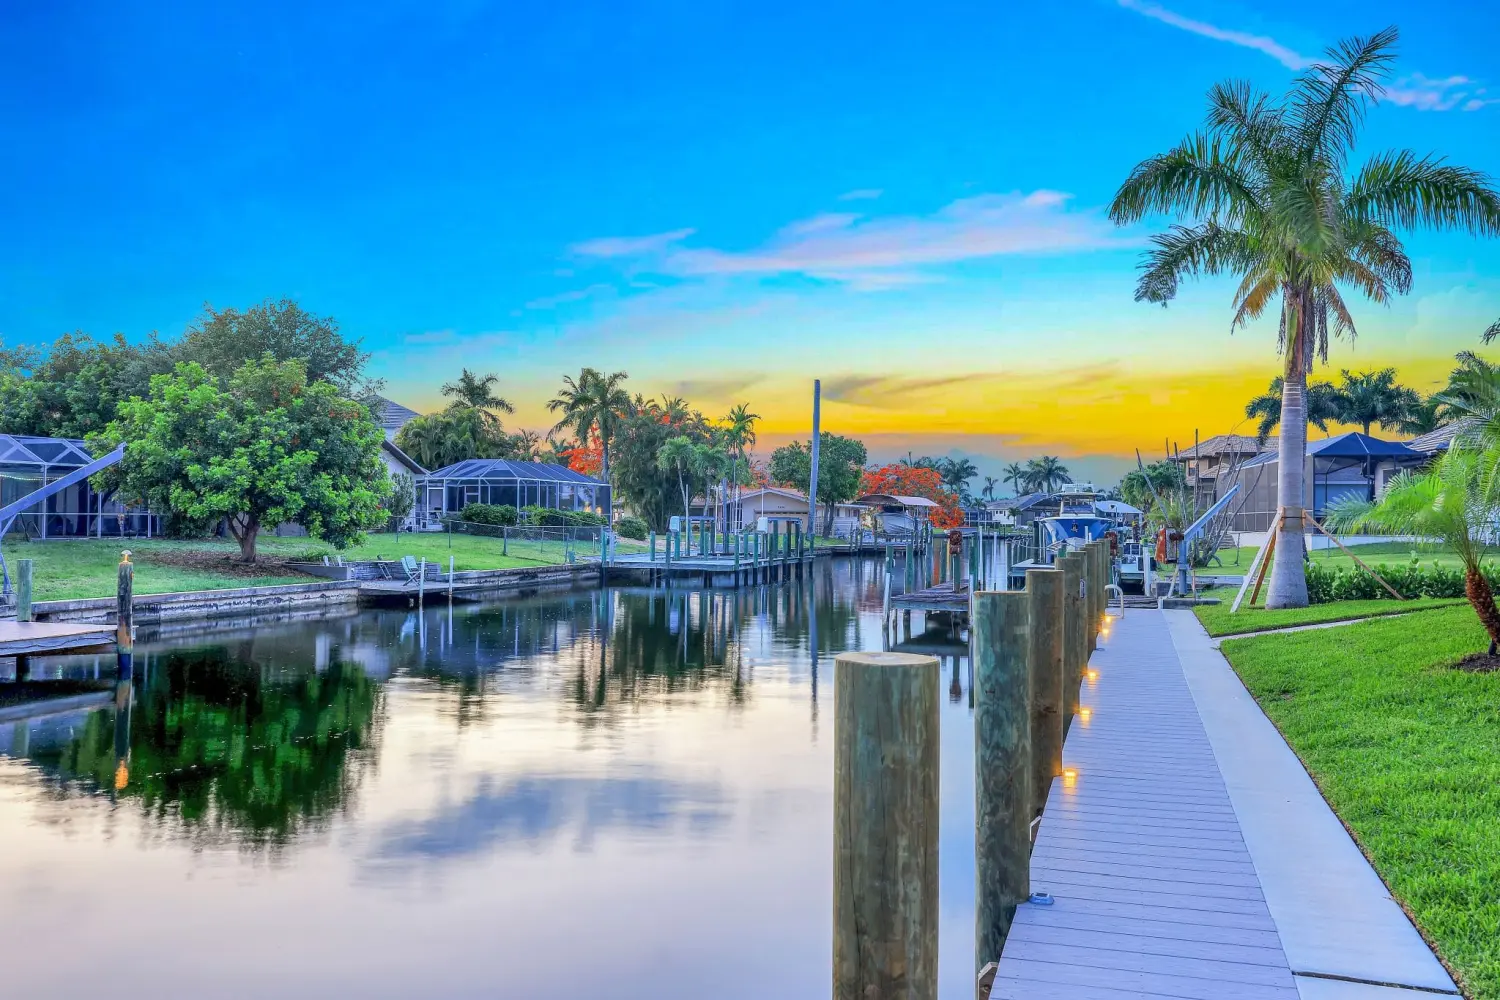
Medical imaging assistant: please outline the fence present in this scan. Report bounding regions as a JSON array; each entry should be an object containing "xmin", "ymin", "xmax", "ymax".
[{"xmin": 444, "ymin": 519, "xmax": 607, "ymax": 564}]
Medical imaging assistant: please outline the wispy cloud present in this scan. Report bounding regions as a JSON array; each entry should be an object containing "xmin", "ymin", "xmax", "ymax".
[
  {"xmin": 524, "ymin": 283, "xmax": 614, "ymax": 310},
  {"xmin": 821, "ymin": 374, "xmax": 982, "ymax": 407},
  {"xmin": 662, "ymin": 375, "xmax": 767, "ymax": 401},
  {"xmin": 1117, "ymin": 0, "xmax": 1494, "ymax": 112},
  {"xmin": 571, "ymin": 227, "xmax": 695, "ymax": 258},
  {"xmin": 838, "ymin": 188, "xmax": 884, "ymax": 201},
  {"xmin": 574, "ymin": 192, "xmax": 1123, "ymax": 291}
]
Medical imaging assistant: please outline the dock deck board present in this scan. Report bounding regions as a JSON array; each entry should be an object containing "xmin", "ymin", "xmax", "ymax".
[
  {"xmin": 0, "ymin": 621, "xmax": 115, "ymax": 657},
  {"xmin": 994, "ymin": 610, "xmax": 1299, "ymax": 1000}
]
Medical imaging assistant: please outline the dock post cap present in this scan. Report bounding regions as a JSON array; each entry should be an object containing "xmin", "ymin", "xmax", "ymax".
[
  {"xmin": 119, "ymin": 549, "xmax": 133, "ymax": 564},
  {"xmin": 833, "ymin": 651, "xmax": 939, "ymax": 668}
]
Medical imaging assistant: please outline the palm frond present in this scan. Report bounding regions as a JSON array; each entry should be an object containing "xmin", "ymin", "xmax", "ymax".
[
  {"xmin": 1290, "ymin": 26, "xmax": 1399, "ymax": 169},
  {"xmin": 1230, "ymin": 271, "xmax": 1280, "ymax": 330},
  {"xmin": 1342, "ymin": 216, "xmax": 1413, "ymax": 296},
  {"xmin": 1133, "ymin": 222, "xmax": 1255, "ymax": 304},
  {"xmin": 1204, "ymin": 80, "xmax": 1281, "ymax": 170},
  {"xmin": 1347, "ymin": 151, "xmax": 1500, "ymax": 236},
  {"xmin": 1108, "ymin": 134, "xmax": 1261, "ymax": 225},
  {"xmin": 1483, "ymin": 317, "xmax": 1500, "ymax": 345}
]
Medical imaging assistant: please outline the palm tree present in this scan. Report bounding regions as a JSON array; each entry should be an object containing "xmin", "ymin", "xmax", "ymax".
[
  {"xmin": 1334, "ymin": 368, "xmax": 1419, "ymax": 435},
  {"xmin": 722, "ymin": 403, "xmax": 759, "ymax": 527},
  {"xmin": 939, "ymin": 457, "xmax": 979, "ymax": 493},
  {"xmin": 657, "ymin": 435, "xmax": 697, "ymax": 543},
  {"xmin": 1026, "ymin": 456, "xmax": 1069, "ymax": 493},
  {"xmin": 1328, "ymin": 449, "xmax": 1500, "ymax": 654},
  {"xmin": 1484, "ymin": 319, "xmax": 1500, "ymax": 344},
  {"xmin": 982, "ymin": 476, "xmax": 998, "ymax": 501},
  {"xmin": 1396, "ymin": 396, "xmax": 1445, "ymax": 436},
  {"xmin": 1109, "ymin": 27, "xmax": 1500, "ymax": 608},
  {"xmin": 1001, "ymin": 462, "xmax": 1029, "ymax": 496},
  {"xmin": 513, "ymin": 429, "xmax": 542, "ymax": 460},
  {"xmin": 441, "ymin": 369, "xmax": 514, "ymax": 430},
  {"xmin": 549, "ymin": 369, "xmax": 633, "ymax": 514},
  {"xmin": 1244, "ymin": 377, "xmax": 1343, "ymax": 443}
]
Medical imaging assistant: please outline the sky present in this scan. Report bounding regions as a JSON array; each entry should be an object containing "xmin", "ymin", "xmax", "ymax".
[{"xmin": 1, "ymin": 0, "xmax": 1497, "ymax": 486}]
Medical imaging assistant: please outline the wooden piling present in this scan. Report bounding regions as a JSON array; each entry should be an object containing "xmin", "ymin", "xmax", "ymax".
[
  {"xmin": 833, "ymin": 651, "xmax": 939, "ymax": 1000},
  {"xmin": 1025, "ymin": 567, "xmax": 1064, "ymax": 817},
  {"xmin": 16, "ymin": 558, "xmax": 33, "ymax": 623},
  {"xmin": 972, "ymin": 590, "xmax": 1032, "ymax": 972},
  {"xmin": 116, "ymin": 550, "xmax": 134, "ymax": 681},
  {"xmin": 1057, "ymin": 552, "xmax": 1085, "ymax": 731}
]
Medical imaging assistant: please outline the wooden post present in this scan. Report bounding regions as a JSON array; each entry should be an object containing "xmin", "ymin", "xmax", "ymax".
[
  {"xmin": 1083, "ymin": 543, "xmax": 1098, "ymax": 654},
  {"xmin": 448, "ymin": 555, "xmax": 455, "ymax": 597},
  {"xmin": 972, "ymin": 590, "xmax": 1032, "ymax": 971},
  {"xmin": 16, "ymin": 558, "xmax": 33, "ymax": 623},
  {"xmin": 1026, "ymin": 567, "xmax": 1064, "ymax": 818},
  {"xmin": 1057, "ymin": 552, "xmax": 1085, "ymax": 731},
  {"xmin": 116, "ymin": 550, "xmax": 134, "ymax": 682},
  {"xmin": 418, "ymin": 557, "xmax": 426, "ymax": 605},
  {"xmin": 834, "ymin": 651, "xmax": 939, "ymax": 1000},
  {"xmin": 649, "ymin": 530, "xmax": 656, "ymax": 562}
]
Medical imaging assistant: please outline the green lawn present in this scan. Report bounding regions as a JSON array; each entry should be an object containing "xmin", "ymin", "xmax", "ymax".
[
  {"xmin": 2, "ymin": 531, "xmax": 639, "ymax": 602},
  {"xmin": 1213, "ymin": 541, "xmax": 1474, "ymax": 573},
  {"xmin": 1220, "ymin": 605, "xmax": 1500, "ymax": 998},
  {"xmin": 1195, "ymin": 596, "xmax": 1465, "ymax": 637}
]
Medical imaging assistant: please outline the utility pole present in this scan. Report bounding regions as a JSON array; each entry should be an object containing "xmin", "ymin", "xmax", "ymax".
[{"xmin": 808, "ymin": 379, "xmax": 822, "ymax": 538}]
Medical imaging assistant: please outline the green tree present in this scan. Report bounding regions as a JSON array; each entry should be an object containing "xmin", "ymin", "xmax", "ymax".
[
  {"xmin": 768, "ymin": 433, "xmax": 867, "ymax": 535},
  {"xmin": 1001, "ymin": 461, "xmax": 1029, "ymax": 496},
  {"xmin": 722, "ymin": 403, "xmax": 760, "ymax": 516},
  {"xmin": 1109, "ymin": 28, "xmax": 1500, "ymax": 608},
  {"xmin": 938, "ymin": 456, "xmax": 979, "ymax": 493},
  {"xmin": 0, "ymin": 331, "xmax": 176, "ymax": 439},
  {"xmin": 657, "ymin": 435, "xmax": 698, "ymax": 529},
  {"xmin": 1244, "ymin": 377, "xmax": 1343, "ymax": 443},
  {"xmin": 981, "ymin": 476, "xmax": 998, "ymax": 501},
  {"xmin": 175, "ymin": 298, "xmax": 375, "ymax": 395},
  {"xmin": 387, "ymin": 471, "xmax": 417, "ymax": 528},
  {"xmin": 1025, "ymin": 456, "xmax": 1070, "ymax": 493},
  {"xmin": 1119, "ymin": 460, "xmax": 1188, "ymax": 513},
  {"xmin": 440, "ymin": 369, "xmax": 514, "ymax": 432},
  {"xmin": 548, "ymin": 368, "xmax": 633, "ymax": 504},
  {"xmin": 1334, "ymin": 368, "xmax": 1420, "ymax": 434},
  {"xmin": 94, "ymin": 358, "xmax": 390, "ymax": 561}
]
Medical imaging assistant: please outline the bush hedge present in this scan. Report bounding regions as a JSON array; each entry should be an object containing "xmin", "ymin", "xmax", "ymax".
[
  {"xmin": 615, "ymin": 515, "xmax": 649, "ymax": 540},
  {"xmin": 457, "ymin": 503, "xmax": 519, "ymax": 527},
  {"xmin": 1304, "ymin": 558, "xmax": 1485, "ymax": 604},
  {"xmin": 520, "ymin": 505, "xmax": 608, "ymax": 527}
]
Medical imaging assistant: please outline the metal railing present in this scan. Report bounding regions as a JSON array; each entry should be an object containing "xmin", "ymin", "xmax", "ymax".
[{"xmin": 444, "ymin": 519, "xmax": 606, "ymax": 564}]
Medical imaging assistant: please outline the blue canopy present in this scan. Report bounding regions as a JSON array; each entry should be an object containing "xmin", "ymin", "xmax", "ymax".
[{"xmin": 1309, "ymin": 432, "xmax": 1420, "ymax": 460}]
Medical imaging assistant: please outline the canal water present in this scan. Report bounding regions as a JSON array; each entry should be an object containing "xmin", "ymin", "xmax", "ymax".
[{"xmin": 0, "ymin": 557, "xmax": 978, "ymax": 999}]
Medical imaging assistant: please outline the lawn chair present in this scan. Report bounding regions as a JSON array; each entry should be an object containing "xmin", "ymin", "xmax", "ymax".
[{"xmin": 399, "ymin": 555, "xmax": 420, "ymax": 584}]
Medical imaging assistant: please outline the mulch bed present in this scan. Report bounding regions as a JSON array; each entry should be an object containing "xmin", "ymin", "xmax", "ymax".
[
  {"xmin": 1452, "ymin": 653, "xmax": 1500, "ymax": 673},
  {"xmin": 136, "ymin": 546, "xmax": 305, "ymax": 578}
]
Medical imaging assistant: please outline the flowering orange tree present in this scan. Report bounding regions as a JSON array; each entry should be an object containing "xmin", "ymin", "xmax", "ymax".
[
  {"xmin": 857, "ymin": 464, "xmax": 964, "ymax": 528},
  {"xmin": 562, "ymin": 436, "xmax": 603, "ymax": 478}
]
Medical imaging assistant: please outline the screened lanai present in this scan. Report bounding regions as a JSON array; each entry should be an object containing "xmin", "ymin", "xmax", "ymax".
[
  {"xmin": 0, "ymin": 434, "xmax": 159, "ymax": 538},
  {"xmin": 417, "ymin": 459, "xmax": 609, "ymax": 524}
]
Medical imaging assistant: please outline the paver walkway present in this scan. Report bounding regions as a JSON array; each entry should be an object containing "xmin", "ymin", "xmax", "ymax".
[{"xmin": 994, "ymin": 608, "xmax": 1457, "ymax": 1000}]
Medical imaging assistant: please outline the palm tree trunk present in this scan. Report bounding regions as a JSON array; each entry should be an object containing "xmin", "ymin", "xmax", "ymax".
[
  {"xmin": 600, "ymin": 432, "xmax": 612, "ymax": 522},
  {"xmin": 1266, "ymin": 302, "xmax": 1310, "ymax": 609},
  {"xmin": 1464, "ymin": 566, "xmax": 1500, "ymax": 656}
]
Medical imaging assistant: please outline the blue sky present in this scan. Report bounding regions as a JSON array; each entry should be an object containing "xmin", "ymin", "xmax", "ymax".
[{"xmin": 1, "ymin": 0, "xmax": 1497, "ymax": 483}]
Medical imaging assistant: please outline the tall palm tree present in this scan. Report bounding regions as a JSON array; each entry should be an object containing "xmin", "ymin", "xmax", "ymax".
[
  {"xmin": 1001, "ymin": 462, "xmax": 1029, "ymax": 496},
  {"xmin": 1395, "ymin": 396, "xmax": 1444, "ymax": 436},
  {"xmin": 1109, "ymin": 27, "xmax": 1500, "ymax": 608},
  {"xmin": 441, "ymin": 369, "xmax": 514, "ymax": 431},
  {"xmin": 657, "ymin": 435, "xmax": 698, "ymax": 541},
  {"xmin": 1334, "ymin": 368, "xmax": 1419, "ymax": 435},
  {"xmin": 722, "ymin": 403, "xmax": 760, "ymax": 527},
  {"xmin": 939, "ymin": 457, "xmax": 979, "ymax": 492},
  {"xmin": 513, "ymin": 429, "xmax": 542, "ymax": 460},
  {"xmin": 982, "ymin": 476, "xmax": 998, "ymax": 501},
  {"xmin": 1244, "ymin": 377, "xmax": 1343, "ymax": 443},
  {"xmin": 1484, "ymin": 319, "xmax": 1500, "ymax": 344},
  {"xmin": 1026, "ymin": 456, "xmax": 1069, "ymax": 493},
  {"xmin": 548, "ymin": 369, "xmax": 633, "ymax": 514}
]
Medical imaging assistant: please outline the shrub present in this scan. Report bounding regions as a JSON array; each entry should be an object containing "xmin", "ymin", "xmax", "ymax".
[
  {"xmin": 520, "ymin": 505, "xmax": 608, "ymax": 527},
  {"xmin": 459, "ymin": 503, "xmax": 518, "ymax": 527},
  {"xmin": 1304, "ymin": 562, "xmax": 1336, "ymax": 604},
  {"xmin": 616, "ymin": 515, "xmax": 649, "ymax": 540}
]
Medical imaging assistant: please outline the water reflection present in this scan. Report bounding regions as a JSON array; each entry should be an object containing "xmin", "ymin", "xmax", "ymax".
[{"xmin": 0, "ymin": 558, "xmax": 980, "ymax": 999}]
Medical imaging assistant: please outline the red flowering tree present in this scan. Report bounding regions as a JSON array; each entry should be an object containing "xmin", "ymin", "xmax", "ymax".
[
  {"xmin": 858, "ymin": 464, "xmax": 964, "ymax": 528},
  {"xmin": 561, "ymin": 436, "xmax": 603, "ymax": 478}
]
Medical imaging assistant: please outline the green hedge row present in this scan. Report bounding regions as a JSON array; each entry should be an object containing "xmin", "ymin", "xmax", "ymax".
[
  {"xmin": 1304, "ymin": 559, "xmax": 1484, "ymax": 603},
  {"xmin": 615, "ymin": 515, "xmax": 648, "ymax": 540}
]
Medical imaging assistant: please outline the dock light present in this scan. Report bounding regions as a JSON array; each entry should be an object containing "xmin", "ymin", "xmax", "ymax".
[
  {"xmin": 1063, "ymin": 767, "xmax": 1078, "ymax": 787},
  {"xmin": 1087, "ymin": 669, "xmax": 1099, "ymax": 683},
  {"xmin": 1079, "ymin": 707, "xmax": 1092, "ymax": 723}
]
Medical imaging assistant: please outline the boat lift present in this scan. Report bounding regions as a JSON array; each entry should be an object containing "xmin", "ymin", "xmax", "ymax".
[
  {"xmin": 0, "ymin": 444, "xmax": 126, "ymax": 593},
  {"xmin": 1171, "ymin": 483, "xmax": 1240, "ymax": 597}
]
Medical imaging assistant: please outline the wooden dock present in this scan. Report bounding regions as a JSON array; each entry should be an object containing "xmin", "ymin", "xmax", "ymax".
[
  {"xmin": 889, "ymin": 581, "xmax": 969, "ymax": 615},
  {"xmin": 0, "ymin": 621, "xmax": 115, "ymax": 657},
  {"xmin": 993, "ymin": 609, "xmax": 1456, "ymax": 999}
]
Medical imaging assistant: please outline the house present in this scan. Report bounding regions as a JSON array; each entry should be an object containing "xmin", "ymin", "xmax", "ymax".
[
  {"xmin": 727, "ymin": 487, "xmax": 864, "ymax": 536},
  {"xmin": 1216, "ymin": 431, "xmax": 1428, "ymax": 531},
  {"xmin": 417, "ymin": 459, "xmax": 609, "ymax": 527},
  {"xmin": 1168, "ymin": 435, "xmax": 1268, "ymax": 507},
  {"xmin": 984, "ymin": 492, "xmax": 1054, "ymax": 529},
  {"xmin": 1405, "ymin": 418, "xmax": 1476, "ymax": 456},
  {"xmin": 380, "ymin": 440, "xmax": 427, "ymax": 529},
  {"xmin": 0, "ymin": 434, "xmax": 158, "ymax": 539},
  {"xmin": 372, "ymin": 396, "xmax": 421, "ymax": 442}
]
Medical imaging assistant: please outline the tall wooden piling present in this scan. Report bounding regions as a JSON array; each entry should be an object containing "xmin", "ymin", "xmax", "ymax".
[
  {"xmin": 972, "ymin": 590, "xmax": 1032, "ymax": 972},
  {"xmin": 834, "ymin": 651, "xmax": 939, "ymax": 1000},
  {"xmin": 1057, "ymin": 552, "xmax": 1085, "ymax": 730},
  {"xmin": 16, "ymin": 558, "xmax": 33, "ymax": 623},
  {"xmin": 1025, "ymin": 568, "xmax": 1064, "ymax": 817},
  {"xmin": 116, "ymin": 550, "xmax": 134, "ymax": 681},
  {"xmin": 1084, "ymin": 542, "xmax": 1099, "ymax": 653}
]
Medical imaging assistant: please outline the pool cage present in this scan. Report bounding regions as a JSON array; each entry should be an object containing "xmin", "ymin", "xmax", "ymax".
[
  {"xmin": 0, "ymin": 435, "xmax": 159, "ymax": 539},
  {"xmin": 417, "ymin": 459, "xmax": 610, "ymax": 527}
]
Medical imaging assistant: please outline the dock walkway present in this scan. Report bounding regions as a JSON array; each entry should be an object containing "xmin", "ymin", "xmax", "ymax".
[{"xmin": 995, "ymin": 608, "xmax": 1457, "ymax": 1000}]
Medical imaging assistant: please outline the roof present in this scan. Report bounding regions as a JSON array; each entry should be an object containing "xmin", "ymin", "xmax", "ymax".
[
  {"xmin": 0, "ymin": 435, "xmax": 96, "ymax": 468},
  {"xmin": 1171, "ymin": 434, "xmax": 1267, "ymax": 461},
  {"xmin": 1308, "ymin": 431, "xmax": 1421, "ymax": 460},
  {"xmin": 1405, "ymin": 419, "xmax": 1475, "ymax": 454},
  {"xmin": 381, "ymin": 439, "xmax": 427, "ymax": 476},
  {"xmin": 423, "ymin": 458, "xmax": 604, "ymax": 484},
  {"xmin": 855, "ymin": 493, "xmax": 940, "ymax": 508},
  {"xmin": 372, "ymin": 396, "xmax": 422, "ymax": 432},
  {"xmin": 987, "ymin": 492, "xmax": 1048, "ymax": 511},
  {"xmin": 735, "ymin": 486, "xmax": 809, "ymax": 502}
]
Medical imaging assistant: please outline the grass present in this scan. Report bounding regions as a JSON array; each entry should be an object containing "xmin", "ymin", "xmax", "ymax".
[
  {"xmin": 2, "ymin": 531, "xmax": 641, "ymax": 602},
  {"xmin": 1194, "ymin": 596, "xmax": 1465, "ymax": 637},
  {"xmin": 1220, "ymin": 605, "xmax": 1500, "ymax": 998}
]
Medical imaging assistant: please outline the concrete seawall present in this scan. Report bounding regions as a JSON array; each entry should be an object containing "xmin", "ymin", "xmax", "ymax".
[{"xmin": 31, "ymin": 580, "xmax": 364, "ymax": 625}]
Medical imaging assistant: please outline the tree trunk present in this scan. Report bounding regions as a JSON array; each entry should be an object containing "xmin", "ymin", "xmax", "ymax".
[
  {"xmin": 1266, "ymin": 300, "xmax": 1310, "ymax": 609},
  {"xmin": 231, "ymin": 515, "xmax": 260, "ymax": 563},
  {"xmin": 1464, "ymin": 566, "xmax": 1500, "ymax": 654},
  {"xmin": 600, "ymin": 434, "xmax": 612, "ymax": 522}
]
